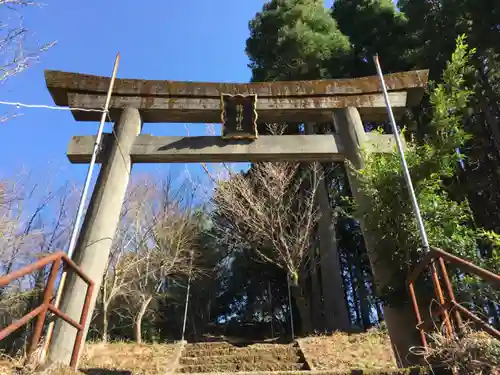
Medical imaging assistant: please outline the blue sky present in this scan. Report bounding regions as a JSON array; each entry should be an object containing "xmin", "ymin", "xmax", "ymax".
[{"xmin": 0, "ymin": 1, "xmax": 334, "ymax": 191}]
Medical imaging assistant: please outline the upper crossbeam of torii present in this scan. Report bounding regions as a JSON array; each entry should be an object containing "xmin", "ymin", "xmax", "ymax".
[
  {"xmin": 44, "ymin": 69, "xmax": 428, "ymax": 164},
  {"xmin": 45, "ymin": 69, "xmax": 428, "ymax": 123}
]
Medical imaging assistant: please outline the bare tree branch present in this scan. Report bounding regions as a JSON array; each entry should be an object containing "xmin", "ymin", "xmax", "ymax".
[
  {"xmin": 0, "ymin": 0, "xmax": 56, "ymax": 121},
  {"xmin": 212, "ymin": 124, "xmax": 321, "ymax": 281},
  {"xmin": 209, "ymin": 124, "xmax": 322, "ymax": 333},
  {"xmin": 99, "ymin": 175, "xmax": 203, "ymax": 343},
  {"xmin": 0, "ymin": 170, "xmax": 78, "ymax": 353}
]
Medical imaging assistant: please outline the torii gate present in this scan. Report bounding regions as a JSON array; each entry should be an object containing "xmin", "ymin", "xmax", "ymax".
[{"xmin": 43, "ymin": 68, "xmax": 428, "ymax": 365}]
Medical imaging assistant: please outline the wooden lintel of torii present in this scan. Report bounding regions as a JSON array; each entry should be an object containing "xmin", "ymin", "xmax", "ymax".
[
  {"xmin": 47, "ymin": 69, "xmax": 426, "ymax": 164},
  {"xmin": 67, "ymin": 133, "xmax": 399, "ymax": 164},
  {"xmin": 66, "ymin": 92, "xmax": 408, "ymax": 123},
  {"xmin": 44, "ymin": 69, "xmax": 429, "ymax": 123}
]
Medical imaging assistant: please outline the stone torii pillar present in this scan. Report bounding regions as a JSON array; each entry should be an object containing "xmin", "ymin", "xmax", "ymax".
[
  {"xmin": 334, "ymin": 107, "xmax": 421, "ymax": 366},
  {"xmin": 305, "ymin": 122, "xmax": 350, "ymax": 331},
  {"xmin": 48, "ymin": 108, "xmax": 142, "ymax": 366}
]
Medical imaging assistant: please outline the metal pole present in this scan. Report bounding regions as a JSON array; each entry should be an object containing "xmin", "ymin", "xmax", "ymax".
[
  {"xmin": 374, "ymin": 56, "xmax": 457, "ymax": 335},
  {"xmin": 41, "ymin": 53, "xmax": 121, "ymax": 360},
  {"xmin": 287, "ymin": 275, "xmax": 295, "ymax": 340},
  {"xmin": 372, "ymin": 55, "xmax": 430, "ymax": 252},
  {"xmin": 181, "ymin": 253, "xmax": 193, "ymax": 342}
]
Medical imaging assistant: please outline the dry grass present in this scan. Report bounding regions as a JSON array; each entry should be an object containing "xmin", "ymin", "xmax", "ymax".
[
  {"xmin": 0, "ymin": 331, "xmax": 416, "ymax": 374},
  {"xmin": 298, "ymin": 328, "xmax": 397, "ymax": 372},
  {"xmin": 0, "ymin": 354, "xmax": 22, "ymax": 375},
  {"xmin": 1, "ymin": 341, "xmax": 179, "ymax": 375},
  {"xmin": 414, "ymin": 328, "xmax": 500, "ymax": 374},
  {"xmin": 0, "ymin": 345, "xmax": 44, "ymax": 375},
  {"xmin": 79, "ymin": 341, "xmax": 178, "ymax": 374}
]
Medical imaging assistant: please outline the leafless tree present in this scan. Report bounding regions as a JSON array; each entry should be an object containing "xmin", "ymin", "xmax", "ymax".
[
  {"xmin": 0, "ymin": 0, "xmax": 56, "ymax": 121},
  {"xmin": 0, "ymin": 171, "xmax": 77, "ymax": 272},
  {"xmin": 97, "ymin": 178, "xmax": 162, "ymax": 342},
  {"xmin": 211, "ymin": 125, "xmax": 323, "ymax": 332},
  {"xmin": 96, "ymin": 181, "xmax": 147, "ymax": 342},
  {"xmin": 0, "ymin": 170, "xmax": 78, "ymax": 353},
  {"xmin": 98, "ymin": 175, "xmax": 201, "ymax": 343}
]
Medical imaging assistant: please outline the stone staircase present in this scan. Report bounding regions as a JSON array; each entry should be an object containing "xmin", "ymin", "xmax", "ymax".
[{"xmin": 177, "ymin": 342, "xmax": 309, "ymax": 373}]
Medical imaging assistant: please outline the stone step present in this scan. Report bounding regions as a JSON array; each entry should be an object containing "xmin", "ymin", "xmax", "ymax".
[
  {"xmin": 178, "ymin": 368, "xmax": 449, "ymax": 375},
  {"xmin": 178, "ymin": 362, "xmax": 306, "ymax": 373},
  {"xmin": 180, "ymin": 352, "xmax": 302, "ymax": 366},
  {"xmin": 184, "ymin": 342, "xmax": 234, "ymax": 350},
  {"xmin": 183, "ymin": 345, "xmax": 298, "ymax": 358}
]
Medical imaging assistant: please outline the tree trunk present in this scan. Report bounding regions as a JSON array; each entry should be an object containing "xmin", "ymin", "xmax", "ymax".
[
  {"xmin": 309, "ymin": 249, "xmax": 324, "ymax": 331},
  {"xmin": 357, "ymin": 267, "xmax": 372, "ymax": 329},
  {"xmin": 27, "ymin": 270, "xmax": 46, "ymax": 354},
  {"xmin": 488, "ymin": 300, "xmax": 500, "ymax": 328},
  {"xmin": 475, "ymin": 56, "xmax": 500, "ymax": 157},
  {"xmin": 477, "ymin": 94, "xmax": 500, "ymax": 158},
  {"xmin": 134, "ymin": 296, "xmax": 153, "ymax": 344},
  {"xmin": 191, "ymin": 319, "xmax": 197, "ymax": 340},
  {"xmin": 290, "ymin": 284, "xmax": 313, "ymax": 334},
  {"xmin": 375, "ymin": 300, "xmax": 384, "ymax": 324},
  {"xmin": 268, "ymin": 282, "xmax": 275, "ymax": 338},
  {"xmin": 101, "ymin": 281, "xmax": 108, "ymax": 343},
  {"xmin": 349, "ymin": 261, "xmax": 361, "ymax": 327},
  {"xmin": 102, "ymin": 302, "xmax": 108, "ymax": 343}
]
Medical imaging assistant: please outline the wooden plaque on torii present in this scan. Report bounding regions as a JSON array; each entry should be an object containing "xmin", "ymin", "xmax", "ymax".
[{"xmin": 220, "ymin": 94, "xmax": 258, "ymax": 140}]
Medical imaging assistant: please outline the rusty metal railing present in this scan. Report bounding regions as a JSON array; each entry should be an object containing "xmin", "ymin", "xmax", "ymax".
[
  {"xmin": 408, "ymin": 246, "xmax": 500, "ymax": 348},
  {"xmin": 0, "ymin": 251, "xmax": 94, "ymax": 369}
]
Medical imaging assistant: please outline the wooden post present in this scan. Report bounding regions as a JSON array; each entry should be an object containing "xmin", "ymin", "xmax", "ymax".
[
  {"xmin": 47, "ymin": 108, "xmax": 142, "ymax": 367},
  {"xmin": 333, "ymin": 107, "xmax": 421, "ymax": 367}
]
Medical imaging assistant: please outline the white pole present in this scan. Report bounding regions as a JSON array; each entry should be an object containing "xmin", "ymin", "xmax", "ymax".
[
  {"xmin": 41, "ymin": 53, "xmax": 121, "ymax": 360},
  {"xmin": 372, "ymin": 55, "xmax": 430, "ymax": 252},
  {"xmin": 65, "ymin": 53, "xmax": 121, "ymax": 260},
  {"xmin": 181, "ymin": 253, "xmax": 194, "ymax": 342},
  {"xmin": 287, "ymin": 275, "xmax": 295, "ymax": 340}
]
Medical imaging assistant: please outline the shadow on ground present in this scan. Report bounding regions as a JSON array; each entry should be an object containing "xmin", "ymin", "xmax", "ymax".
[{"xmin": 82, "ymin": 369, "xmax": 132, "ymax": 375}]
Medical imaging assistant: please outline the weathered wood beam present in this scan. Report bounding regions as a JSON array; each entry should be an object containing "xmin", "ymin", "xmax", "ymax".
[
  {"xmin": 45, "ymin": 69, "xmax": 429, "ymax": 103},
  {"xmin": 66, "ymin": 107, "xmax": 404, "ymax": 123},
  {"xmin": 67, "ymin": 133, "xmax": 397, "ymax": 164},
  {"xmin": 66, "ymin": 92, "xmax": 407, "ymax": 123},
  {"xmin": 69, "ymin": 92, "xmax": 406, "ymax": 110}
]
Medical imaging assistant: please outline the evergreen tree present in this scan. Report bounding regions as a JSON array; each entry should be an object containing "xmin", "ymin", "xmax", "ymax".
[
  {"xmin": 396, "ymin": 0, "xmax": 500, "ymax": 233},
  {"xmin": 355, "ymin": 35, "xmax": 500, "ymax": 363},
  {"xmin": 246, "ymin": 0, "xmax": 352, "ymax": 81},
  {"xmin": 331, "ymin": 0, "xmax": 411, "ymax": 77},
  {"xmin": 245, "ymin": 0, "xmax": 356, "ymax": 333}
]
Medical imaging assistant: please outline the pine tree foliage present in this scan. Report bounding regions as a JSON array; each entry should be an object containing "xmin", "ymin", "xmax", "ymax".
[{"xmin": 246, "ymin": 0, "xmax": 351, "ymax": 81}]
